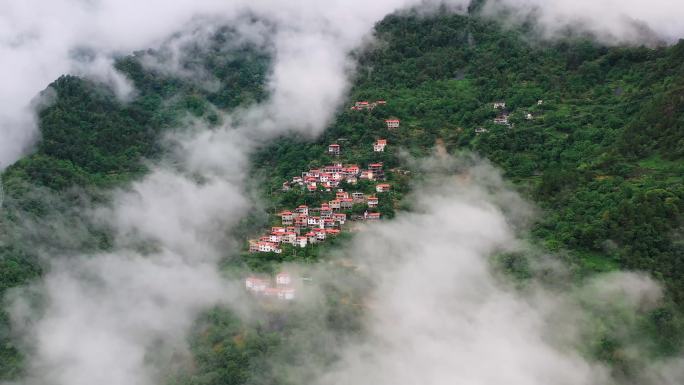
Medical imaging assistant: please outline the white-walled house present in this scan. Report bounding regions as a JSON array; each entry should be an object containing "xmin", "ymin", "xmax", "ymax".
[
  {"xmin": 373, "ymin": 139, "xmax": 387, "ymax": 152},
  {"xmin": 385, "ymin": 119, "xmax": 400, "ymax": 129},
  {"xmin": 276, "ymin": 272, "xmax": 292, "ymax": 286},
  {"xmin": 376, "ymin": 183, "xmax": 391, "ymax": 193}
]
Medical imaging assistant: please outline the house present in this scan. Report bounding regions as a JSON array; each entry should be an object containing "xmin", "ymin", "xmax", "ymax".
[
  {"xmin": 314, "ymin": 228, "xmax": 327, "ymax": 240},
  {"xmin": 307, "ymin": 184, "xmax": 317, "ymax": 192},
  {"xmin": 344, "ymin": 165, "xmax": 360, "ymax": 176},
  {"xmin": 352, "ymin": 101, "xmax": 371, "ymax": 110},
  {"xmin": 525, "ymin": 113, "xmax": 533, "ymax": 120},
  {"xmin": 493, "ymin": 101, "xmax": 506, "ymax": 109},
  {"xmin": 281, "ymin": 232, "xmax": 297, "ymax": 244},
  {"xmin": 307, "ymin": 216, "xmax": 321, "ymax": 227},
  {"xmin": 320, "ymin": 206, "xmax": 333, "ymax": 219},
  {"xmin": 352, "ymin": 192, "xmax": 365, "ymax": 202},
  {"xmin": 367, "ymin": 196, "xmax": 379, "ymax": 207},
  {"xmin": 373, "ymin": 139, "xmax": 387, "ymax": 152},
  {"xmin": 295, "ymin": 205, "xmax": 309, "ymax": 216},
  {"xmin": 269, "ymin": 233, "xmax": 282, "ymax": 243},
  {"xmin": 340, "ymin": 198, "xmax": 353, "ymax": 209},
  {"xmin": 282, "ymin": 181, "xmax": 290, "ymax": 191},
  {"xmin": 336, "ymin": 191, "xmax": 349, "ymax": 199},
  {"xmin": 280, "ymin": 211, "xmax": 294, "ymax": 225},
  {"xmin": 360, "ymin": 170, "xmax": 374, "ymax": 180},
  {"xmin": 329, "ymin": 199, "xmax": 341, "ymax": 210},
  {"xmin": 294, "ymin": 214, "xmax": 308, "ymax": 228},
  {"xmin": 494, "ymin": 114, "xmax": 509, "ymax": 125},
  {"xmin": 376, "ymin": 183, "xmax": 391, "ymax": 193},
  {"xmin": 328, "ymin": 144, "xmax": 341, "ymax": 155},
  {"xmin": 325, "ymin": 229, "xmax": 341, "ymax": 236},
  {"xmin": 333, "ymin": 213, "xmax": 347, "ymax": 225},
  {"xmin": 258, "ymin": 241, "xmax": 281, "ymax": 253},
  {"xmin": 376, "ymin": 100, "xmax": 387, "ymax": 105},
  {"xmin": 276, "ymin": 272, "xmax": 292, "ymax": 286},
  {"xmin": 323, "ymin": 164, "xmax": 344, "ymax": 173},
  {"xmin": 296, "ymin": 236, "xmax": 308, "ymax": 248},
  {"xmin": 369, "ymin": 163, "xmax": 383, "ymax": 172},
  {"xmin": 323, "ymin": 218, "xmax": 336, "ymax": 228},
  {"xmin": 537, "ymin": 99, "xmax": 543, "ymax": 105},
  {"xmin": 364, "ymin": 212, "xmax": 381, "ymax": 221},
  {"xmin": 278, "ymin": 287, "xmax": 296, "ymax": 300},
  {"xmin": 475, "ymin": 127, "xmax": 488, "ymax": 134},
  {"xmin": 306, "ymin": 232, "xmax": 318, "ymax": 244},
  {"xmin": 248, "ymin": 241, "xmax": 259, "ymax": 253},
  {"xmin": 385, "ymin": 118, "xmax": 400, "ymax": 129},
  {"xmin": 246, "ymin": 277, "xmax": 268, "ymax": 292}
]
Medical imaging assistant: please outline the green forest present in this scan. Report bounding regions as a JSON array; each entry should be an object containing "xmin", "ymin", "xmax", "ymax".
[{"xmin": 1, "ymin": 8, "xmax": 683, "ymax": 385}]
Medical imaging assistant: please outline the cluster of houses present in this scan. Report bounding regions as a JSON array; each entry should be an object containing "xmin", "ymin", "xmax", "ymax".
[
  {"xmin": 245, "ymin": 272, "xmax": 295, "ymax": 301},
  {"xmin": 250, "ymin": 185, "xmax": 387, "ymax": 254},
  {"xmin": 283, "ymin": 160, "xmax": 389, "ymax": 192},
  {"xmin": 350, "ymin": 100, "xmax": 386, "ymax": 111}
]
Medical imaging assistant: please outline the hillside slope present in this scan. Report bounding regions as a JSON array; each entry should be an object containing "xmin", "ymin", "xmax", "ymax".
[{"xmin": 0, "ymin": 10, "xmax": 683, "ymax": 384}]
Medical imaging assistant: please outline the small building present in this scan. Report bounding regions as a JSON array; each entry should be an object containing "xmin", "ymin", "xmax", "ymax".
[
  {"xmin": 525, "ymin": 113, "xmax": 533, "ymax": 120},
  {"xmin": 246, "ymin": 277, "xmax": 268, "ymax": 292},
  {"xmin": 385, "ymin": 119, "xmax": 400, "ymax": 129},
  {"xmin": 306, "ymin": 232, "xmax": 318, "ymax": 244},
  {"xmin": 333, "ymin": 213, "xmax": 347, "ymax": 225},
  {"xmin": 278, "ymin": 287, "xmax": 296, "ymax": 300},
  {"xmin": 376, "ymin": 183, "xmax": 391, "ymax": 193},
  {"xmin": 367, "ymin": 196, "xmax": 379, "ymax": 207},
  {"xmin": 336, "ymin": 191, "xmax": 349, "ymax": 200},
  {"xmin": 340, "ymin": 198, "xmax": 353, "ymax": 209},
  {"xmin": 280, "ymin": 211, "xmax": 294, "ymax": 225},
  {"xmin": 314, "ymin": 228, "xmax": 327, "ymax": 241},
  {"xmin": 373, "ymin": 139, "xmax": 387, "ymax": 152},
  {"xmin": 296, "ymin": 236, "xmax": 308, "ymax": 248},
  {"xmin": 344, "ymin": 165, "xmax": 360, "ymax": 176},
  {"xmin": 360, "ymin": 170, "xmax": 374, "ymax": 180},
  {"xmin": 276, "ymin": 272, "xmax": 292, "ymax": 286},
  {"xmin": 352, "ymin": 192, "xmax": 365, "ymax": 201},
  {"xmin": 494, "ymin": 114, "xmax": 509, "ymax": 125},
  {"xmin": 376, "ymin": 100, "xmax": 387, "ymax": 105},
  {"xmin": 537, "ymin": 100, "xmax": 543, "ymax": 105},
  {"xmin": 329, "ymin": 199, "xmax": 341, "ymax": 210},
  {"xmin": 364, "ymin": 212, "xmax": 381, "ymax": 221},
  {"xmin": 282, "ymin": 181, "xmax": 291, "ymax": 191},
  {"xmin": 328, "ymin": 144, "xmax": 341, "ymax": 155},
  {"xmin": 493, "ymin": 101, "xmax": 506, "ymax": 109},
  {"xmin": 368, "ymin": 163, "xmax": 383, "ymax": 172},
  {"xmin": 281, "ymin": 232, "xmax": 296, "ymax": 244},
  {"xmin": 308, "ymin": 216, "xmax": 321, "ymax": 227},
  {"xmin": 475, "ymin": 127, "xmax": 488, "ymax": 135}
]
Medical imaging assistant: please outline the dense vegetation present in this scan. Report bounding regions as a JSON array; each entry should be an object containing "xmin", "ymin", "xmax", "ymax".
[{"xmin": 0, "ymin": 7, "xmax": 683, "ymax": 384}]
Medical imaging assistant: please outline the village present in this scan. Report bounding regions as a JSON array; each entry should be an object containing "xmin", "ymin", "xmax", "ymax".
[{"xmin": 245, "ymin": 100, "xmax": 399, "ymax": 300}]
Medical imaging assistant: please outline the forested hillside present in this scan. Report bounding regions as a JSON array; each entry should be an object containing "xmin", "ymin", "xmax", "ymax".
[{"xmin": 1, "ymin": 8, "xmax": 683, "ymax": 384}]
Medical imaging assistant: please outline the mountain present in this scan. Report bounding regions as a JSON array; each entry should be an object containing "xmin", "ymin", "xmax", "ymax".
[{"xmin": 1, "ymin": 9, "xmax": 683, "ymax": 384}]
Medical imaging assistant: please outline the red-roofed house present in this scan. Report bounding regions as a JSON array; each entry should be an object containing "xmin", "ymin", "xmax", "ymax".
[
  {"xmin": 333, "ymin": 213, "xmax": 347, "ymax": 225},
  {"xmin": 340, "ymin": 198, "xmax": 353, "ymax": 209},
  {"xmin": 369, "ymin": 163, "xmax": 383, "ymax": 172},
  {"xmin": 373, "ymin": 139, "xmax": 387, "ymax": 152},
  {"xmin": 364, "ymin": 212, "xmax": 381, "ymax": 221},
  {"xmin": 280, "ymin": 211, "xmax": 294, "ymax": 225},
  {"xmin": 329, "ymin": 199, "xmax": 341, "ymax": 210},
  {"xmin": 385, "ymin": 118, "xmax": 400, "ymax": 129},
  {"xmin": 367, "ymin": 196, "xmax": 379, "ymax": 207},
  {"xmin": 296, "ymin": 236, "xmax": 308, "ymax": 248},
  {"xmin": 376, "ymin": 183, "xmax": 391, "ymax": 193}
]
